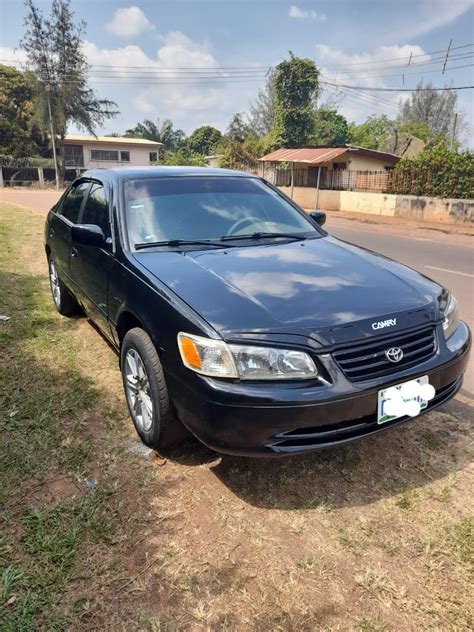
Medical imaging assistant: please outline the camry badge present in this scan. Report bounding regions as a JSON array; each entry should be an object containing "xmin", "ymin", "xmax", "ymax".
[{"xmin": 385, "ymin": 347, "xmax": 404, "ymax": 363}]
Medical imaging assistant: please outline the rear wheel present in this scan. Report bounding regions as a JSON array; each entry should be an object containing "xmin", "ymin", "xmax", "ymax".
[
  {"xmin": 48, "ymin": 255, "xmax": 79, "ymax": 316},
  {"xmin": 121, "ymin": 327, "xmax": 188, "ymax": 450}
]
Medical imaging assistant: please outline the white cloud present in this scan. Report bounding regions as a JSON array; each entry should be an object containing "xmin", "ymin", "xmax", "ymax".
[
  {"xmin": 83, "ymin": 32, "xmax": 228, "ymax": 118},
  {"xmin": 106, "ymin": 6, "xmax": 154, "ymax": 38},
  {"xmin": 0, "ymin": 47, "xmax": 27, "ymax": 64},
  {"xmin": 1, "ymin": 32, "xmax": 259, "ymax": 133},
  {"xmin": 289, "ymin": 5, "xmax": 326, "ymax": 21},
  {"xmin": 400, "ymin": 0, "xmax": 473, "ymax": 39}
]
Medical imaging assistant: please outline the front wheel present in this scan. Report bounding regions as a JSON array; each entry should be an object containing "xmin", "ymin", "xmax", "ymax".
[
  {"xmin": 121, "ymin": 328, "xmax": 188, "ymax": 451},
  {"xmin": 48, "ymin": 255, "xmax": 79, "ymax": 316}
]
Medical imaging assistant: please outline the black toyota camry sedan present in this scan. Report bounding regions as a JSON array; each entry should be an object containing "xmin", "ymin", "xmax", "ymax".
[{"xmin": 44, "ymin": 167, "xmax": 470, "ymax": 456}]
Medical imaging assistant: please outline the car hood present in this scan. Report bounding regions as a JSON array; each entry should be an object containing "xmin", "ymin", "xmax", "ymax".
[{"xmin": 132, "ymin": 236, "xmax": 442, "ymax": 346}]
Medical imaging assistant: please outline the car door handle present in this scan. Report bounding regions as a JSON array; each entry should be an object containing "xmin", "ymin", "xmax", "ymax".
[{"xmin": 71, "ymin": 246, "xmax": 78, "ymax": 258}]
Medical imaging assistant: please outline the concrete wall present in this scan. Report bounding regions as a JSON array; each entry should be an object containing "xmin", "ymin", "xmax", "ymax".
[
  {"xmin": 345, "ymin": 154, "xmax": 394, "ymax": 170},
  {"xmin": 280, "ymin": 186, "xmax": 473, "ymax": 224},
  {"xmin": 82, "ymin": 143, "xmax": 157, "ymax": 169}
]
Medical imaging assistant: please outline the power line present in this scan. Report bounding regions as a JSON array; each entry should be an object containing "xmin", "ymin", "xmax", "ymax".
[
  {"xmin": 315, "ymin": 42, "xmax": 474, "ymax": 68},
  {"xmin": 321, "ymin": 81, "xmax": 474, "ymax": 92},
  {"xmin": 6, "ymin": 57, "xmax": 472, "ymax": 83},
  {"xmin": 1, "ymin": 42, "xmax": 473, "ymax": 74},
  {"xmin": 321, "ymin": 62, "xmax": 474, "ymax": 82},
  {"xmin": 3, "ymin": 50, "xmax": 472, "ymax": 75},
  {"xmin": 335, "ymin": 86, "xmax": 400, "ymax": 109},
  {"xmin": 54, "ymin": 52, "xmax": 474, "ymax": 77},
  {"xmin": 337, "ymin": 91, "xmax": 398, "ymax": 115},
  {"xmin": 333, "ymin": 86, "xmax": 400, "ymax": 113}
]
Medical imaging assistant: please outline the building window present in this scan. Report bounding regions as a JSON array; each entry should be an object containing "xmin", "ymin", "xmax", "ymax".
[
  {"xmin": 91, "ymin": 149, "xmax": 119, "ymax": 161},
  {"xmin": 149, "ymin": 152, "xmax": 158, "ymax": 163},
  {"xmin": 120, "ymin": 151, "xmax": 130, "ymax": 162},
  {"xmin": 333, "ymin": 162, "xmax": 347, "ymax": 170},
  {"xmin": 63, "ymin": 144, "xmax": 84, "ymax": 168}
]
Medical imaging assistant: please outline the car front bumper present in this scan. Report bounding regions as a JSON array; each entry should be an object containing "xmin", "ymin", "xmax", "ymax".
[{"xmin": 169, "ymin": 322, "xmax": 471, "ymax": 456}]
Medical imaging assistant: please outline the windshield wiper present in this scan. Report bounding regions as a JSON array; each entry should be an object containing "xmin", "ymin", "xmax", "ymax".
[
  {"xmin": 220, "ymin": 231, "xmax": 308, "ymax": 242},
  {"xmin": 135, "ymin": 239, "xmax": 235, "ymax": 251}
]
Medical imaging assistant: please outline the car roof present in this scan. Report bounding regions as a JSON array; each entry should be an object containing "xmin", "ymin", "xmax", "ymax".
[{"xmin": 82, "ymin": 166, "xmax": 259, "ymax": 182}]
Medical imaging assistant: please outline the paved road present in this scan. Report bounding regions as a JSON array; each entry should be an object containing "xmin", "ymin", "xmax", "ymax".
[
  {"xmin": 2, "ymin": 189, "xmax": 473, "ymax": 395},
  {"xmin": 328, "ymin": 217, "xmax": 474, "ymax": 396}
]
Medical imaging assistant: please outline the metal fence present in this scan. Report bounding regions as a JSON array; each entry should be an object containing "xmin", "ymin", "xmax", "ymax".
[
  {"xmin": 267, "ymin": 166, "xmax": 473, "ymax": 199},
  {"xmin": 0, "ymin": 166, "xmax": 79, "ymax": 186},
  {"xmin": 272, "ymin": 168, "xmax": 391, "ymax": 191}
]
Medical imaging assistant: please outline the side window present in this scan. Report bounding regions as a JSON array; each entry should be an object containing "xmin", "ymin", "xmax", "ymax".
[
  {"xmin": 81, "ymin": 184, "xmax": 110, "ymax": 237},
  {"xmin": 60, "ymin": 182, "xmax": 90, "ymax": 223}
]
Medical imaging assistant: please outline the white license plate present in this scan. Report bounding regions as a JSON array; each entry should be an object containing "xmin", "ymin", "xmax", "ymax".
[{"xmin": 377, "ymin": 375, "xmax": 429, "ymax": 425}]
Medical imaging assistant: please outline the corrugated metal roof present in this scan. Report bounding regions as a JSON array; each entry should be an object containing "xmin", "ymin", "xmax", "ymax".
[
  {"xmin": 62, "ymin": 134, "xmax": 163, "ymax": 146},
  {"xmin": 259, "ymin": 146, "xmax": 400, "ymax": 165},
  {"xmin": 259, "ymin": 147, "xmax": 348, "ymax": 164}
]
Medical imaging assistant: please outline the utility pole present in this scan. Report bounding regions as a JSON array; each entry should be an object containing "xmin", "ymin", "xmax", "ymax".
[
  {"xmin": 45, "ymin": 84, "xmax": 60, "ymax": 190},
  {"xmin": 442, "ymin": 39, "xmax": 452, "ymax": 75}
]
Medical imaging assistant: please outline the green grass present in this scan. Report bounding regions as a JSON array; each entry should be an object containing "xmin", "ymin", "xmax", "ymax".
[
  {"xmin": 0, "ymin": 205, "xmax": 121, "ymax": 629},
  {"xmin": 445, "ymin": 517, "xmax": 473, "ymax": 573}
]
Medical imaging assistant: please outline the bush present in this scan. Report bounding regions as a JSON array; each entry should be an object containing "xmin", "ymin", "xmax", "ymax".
[
  {"xmin": 390, "ymin": 148, "xmax": 474, "ymax": 199},
  {"xmin": 159, "ymin": 148, "xmax": 206, "ymax": 167}
]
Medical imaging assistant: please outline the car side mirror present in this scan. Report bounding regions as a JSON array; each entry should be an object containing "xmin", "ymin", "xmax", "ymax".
[
  {"xmin": 309, "ymin": 210, "xmax": 327, "ymax": 226},
  {"xmin": 71, "ymin": 224, "xmax": 107, "ymax": 248}
]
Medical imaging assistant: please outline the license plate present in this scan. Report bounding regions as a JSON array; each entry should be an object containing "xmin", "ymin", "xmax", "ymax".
[{"xmin": 377, "ymin": 375, "xmax": 429, "ymax": 425}]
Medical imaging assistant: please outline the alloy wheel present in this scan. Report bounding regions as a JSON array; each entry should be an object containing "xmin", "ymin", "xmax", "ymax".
[
  {"xmin": 49, "ymin": 260, "xmax": 61, "ymax": 309},
  {"xmin": 124, "ymin": 348, "xmax": 154, "ymax": 431}
]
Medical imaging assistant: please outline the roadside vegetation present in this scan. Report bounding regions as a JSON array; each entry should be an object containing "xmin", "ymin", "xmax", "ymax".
[
  {"xmin": 1, "ymin": 1, "xmax": 470, "ymax": 181},
  {"xmin": 1, "ymin": 202, "xmax": 473, "ymax": 630}
]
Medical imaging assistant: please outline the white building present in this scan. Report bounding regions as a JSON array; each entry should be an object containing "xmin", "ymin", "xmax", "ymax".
[{"xmin": 60, "ymin": 135, "xmax": 163, "ymax": 172}]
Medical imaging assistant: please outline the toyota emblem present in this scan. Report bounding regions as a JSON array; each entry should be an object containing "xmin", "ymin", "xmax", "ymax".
[{"xmin": 385, "ymin": 347, "xmax": 404, "ymax": 363}]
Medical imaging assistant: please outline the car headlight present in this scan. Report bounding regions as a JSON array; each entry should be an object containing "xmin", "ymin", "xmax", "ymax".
[
  {"xmin": 439, "ymin": 291, "xmax": 459, "ymax": 339},
  {"xmin": 177, "ymin": 332, "xmax": 318, "ymax": 380}
]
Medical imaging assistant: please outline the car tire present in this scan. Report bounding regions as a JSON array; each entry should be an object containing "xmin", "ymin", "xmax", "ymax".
[
  {"xmin": 48, "ymin": 255, "xmax": 79, "ymax": 316},
  {"xmin": 121, "ymin": 327, "xmax": 188, "ymax": 451}
]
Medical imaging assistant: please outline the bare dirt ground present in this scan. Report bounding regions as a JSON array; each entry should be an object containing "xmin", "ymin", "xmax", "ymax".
[
  {"xmin": 0, "ymin": 187, "xmax": 64, "ymax": 214},
  {"xmin": 1, "ymin": 198, "xmax": 473, "ymax": 631}
]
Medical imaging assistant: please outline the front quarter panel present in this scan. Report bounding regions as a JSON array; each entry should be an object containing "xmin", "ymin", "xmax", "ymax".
[{"xmin": 108, "ymin": 250, "xmax": 218, "ymax": 374}]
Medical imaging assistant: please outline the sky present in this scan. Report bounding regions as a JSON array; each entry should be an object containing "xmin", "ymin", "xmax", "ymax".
[{"xmin": 1, "ymin": 0, "xmax": 473, "ymax": 141}]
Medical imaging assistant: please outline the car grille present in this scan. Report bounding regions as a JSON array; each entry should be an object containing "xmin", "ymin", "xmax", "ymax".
[{"xmin": 333, "ymin": 326, "xmax": 437, "ymax": 382}]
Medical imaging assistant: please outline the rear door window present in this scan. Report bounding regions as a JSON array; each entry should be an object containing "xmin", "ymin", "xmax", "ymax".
[
  {"xmin": 80, "ymin": 183, "xmax": 110, "ymax": 237},
  {"xmin": 60, "ymin": 182, "xmax": 90, "ymax": 223}
]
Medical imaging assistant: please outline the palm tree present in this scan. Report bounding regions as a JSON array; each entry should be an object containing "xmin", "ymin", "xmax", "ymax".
[{"xmin": 125, "ymin": 118, "xmax": 185, "ymax": 150}]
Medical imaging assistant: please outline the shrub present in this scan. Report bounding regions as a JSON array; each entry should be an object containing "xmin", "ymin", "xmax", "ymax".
[{"xmin": 390, "ymin": 148, "xmax": 474, "ymax": 199}]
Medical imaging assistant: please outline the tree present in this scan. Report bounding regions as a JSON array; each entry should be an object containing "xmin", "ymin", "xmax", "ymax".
[
  {"xmin": 218, "ymin": 138, "xmax": 258, "ymax": 170},
  {"xmin": 248, "ymin": 70, "xmax": 276, "ymax": 136},
  {"xmin": 397, "ymin": 122, "xmax": 432, "ymax": 144},
  {"xmin": 125, "ymin": 118, "xmax": 185, "ymax": 150},
  {"xmin": 398, "ymin": 81, "xmax": 462, "ymax": 142},
  {"xmin": 348, "ymin": 115, "xmax": 395, "ymax": 150},
  {"xmin": 272, "ymin": 53, "xmax": 320, "ymax": 147},
  {"xmin": 226, "ymin": 113, "xmax": 250, "ymax": 143},
  {"xmin": 21, "ymin": 0, "xmax": 118, "ymax": 165},
  {"xmin": 186, "ymin": 125, "xmax": 222, "ymax": 155},
  {"xmin": 310, "ymin": 108, "xmax": 349, "ymax": 146},
  {"xmin": 160, "ymin": 147, "xmax": 206, "ymax": 166},
  {"xmin": 0, "ymin": 64, "xmax": 48, "ymax": 157}
]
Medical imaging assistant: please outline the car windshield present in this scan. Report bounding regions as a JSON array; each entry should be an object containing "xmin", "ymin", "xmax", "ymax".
[{"xmin": 124, "ymin": 176, "xmax": 319, "ymax": 248}]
